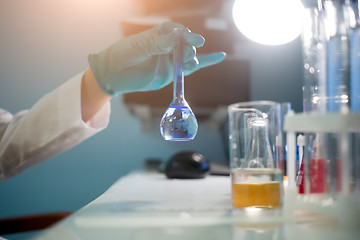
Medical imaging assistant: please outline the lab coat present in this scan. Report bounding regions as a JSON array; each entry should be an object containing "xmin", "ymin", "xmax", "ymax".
[{"xmin": 0, "ymin": 72, "xmax": 110, "ymax": 180}]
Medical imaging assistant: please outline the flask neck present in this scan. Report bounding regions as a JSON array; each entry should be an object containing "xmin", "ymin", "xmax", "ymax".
[
  {"xmin": 172, "ymin": 27, "xmax": 185, "ymax": 104},
  {"xmin": 244, "ymin": 117, "xmax": 275, "ymax": 168},
  {"xmin": 173, "ymin": 71, "xmax": 184, "ymax": 101}
]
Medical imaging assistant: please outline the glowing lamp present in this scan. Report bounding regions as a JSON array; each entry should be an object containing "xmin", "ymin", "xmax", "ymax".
[{"xmin": 232, "ymin": 0, "xmax": 304, "ymax": 45}]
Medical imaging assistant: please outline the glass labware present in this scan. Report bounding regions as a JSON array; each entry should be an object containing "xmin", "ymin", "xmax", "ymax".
[
  {"xmin": 231, "ymin": 117, "xmax": 283, "ymax": 209},
  {"xmin": 160, "ymin": 28, "xmax": 198, "ymax": 141}
]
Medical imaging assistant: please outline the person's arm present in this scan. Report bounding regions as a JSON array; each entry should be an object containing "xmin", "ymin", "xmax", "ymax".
[
  {"xmin": 0, "ymin": 73, "xmax": 110, "ymax": 180},
  {"xmin": 0, "ymin": 21, "xmax": 225, "ymax": 180},
  {"xmin": 81, "ymin": 68, "xmax": 111, "ymax": 123}
]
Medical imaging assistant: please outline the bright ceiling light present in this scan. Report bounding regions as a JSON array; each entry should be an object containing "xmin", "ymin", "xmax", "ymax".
[{"xmin": 232, "ymin": 0, "xmax": 304, "ymax": 46}]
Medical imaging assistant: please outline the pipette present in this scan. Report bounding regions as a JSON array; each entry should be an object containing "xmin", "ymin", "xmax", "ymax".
[{"xmin": 160, "ymin": 28, "xmax": 198, "ymax": 141}]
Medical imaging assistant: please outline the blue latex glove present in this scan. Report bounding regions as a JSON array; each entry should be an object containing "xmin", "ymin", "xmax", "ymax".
[{"xmin": 88, "ymin": 22, "xmax": 226, "ymax": 96}]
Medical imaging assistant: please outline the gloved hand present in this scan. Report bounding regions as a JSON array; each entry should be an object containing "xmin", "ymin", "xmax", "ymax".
[{"xmin": 88, "ymin": 22, "xmax": 226, "ymax": 97}]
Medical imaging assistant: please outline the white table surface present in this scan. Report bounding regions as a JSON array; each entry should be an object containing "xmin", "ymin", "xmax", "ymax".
[{"xmin": 32, "ymin": 171, "xmax": 360, "ymax": 240}]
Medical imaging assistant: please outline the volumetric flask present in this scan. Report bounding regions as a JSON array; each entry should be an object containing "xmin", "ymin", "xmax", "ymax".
[{"xmin": 160, "ymin": 28, "xmax": 198, "ymax": 141}]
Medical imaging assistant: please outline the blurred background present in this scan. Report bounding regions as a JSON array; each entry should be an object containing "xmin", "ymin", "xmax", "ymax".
[{"xmin": 0, "ymin": 0, "xmax": 303, "ymax": 221}]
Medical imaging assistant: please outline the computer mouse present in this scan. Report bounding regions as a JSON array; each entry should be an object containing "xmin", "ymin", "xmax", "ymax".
[{"xmin": 165, "ymin": 151, "xmax": 210, "ymax": 179}]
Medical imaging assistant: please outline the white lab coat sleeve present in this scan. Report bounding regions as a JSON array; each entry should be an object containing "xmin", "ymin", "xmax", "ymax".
[{"xmin": 0, "ymin": 72, "xmax": 110, "ymax": 180}]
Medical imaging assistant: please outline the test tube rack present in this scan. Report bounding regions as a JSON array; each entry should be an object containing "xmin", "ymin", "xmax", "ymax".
[{"xmin": 283, "ymin": 109, "xmax": 360, "ymax": 228}]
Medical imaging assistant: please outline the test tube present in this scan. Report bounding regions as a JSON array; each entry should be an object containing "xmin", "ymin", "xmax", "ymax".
[
  {"xmin": 347, "ymin": 0, "xmax": 360, "ymax": 201},
  {"xmin": 347, "ymin": 0, "xmax": 360, "ymax": 112},
  {"xmin": 301, "ymin": 1, "xmax": 327, "ymax": 196},
  {"xmin": 324, "ymin": 0, "xmax": 350, "ymax": 113}
]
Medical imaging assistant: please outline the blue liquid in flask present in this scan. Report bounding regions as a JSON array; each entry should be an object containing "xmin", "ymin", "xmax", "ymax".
[{"xmin": 160, "ymin": 106, "xmax": 198, "ymax": 141}]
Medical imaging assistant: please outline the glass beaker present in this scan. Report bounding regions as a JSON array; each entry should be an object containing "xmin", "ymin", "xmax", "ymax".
[{"xmin": 228, "ymin": 101, "xmax": 287, "ymax": 210}]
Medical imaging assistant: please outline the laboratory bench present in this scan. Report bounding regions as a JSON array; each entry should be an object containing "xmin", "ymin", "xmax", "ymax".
[{"xmin": 32, "ymin": 171, "xmax": 360, "ymax": 240}]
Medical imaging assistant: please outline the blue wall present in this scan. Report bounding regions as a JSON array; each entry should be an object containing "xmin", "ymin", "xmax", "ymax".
[{"xmin": 0, "ymin": 0, "xmax": 303, "ymax": 218}]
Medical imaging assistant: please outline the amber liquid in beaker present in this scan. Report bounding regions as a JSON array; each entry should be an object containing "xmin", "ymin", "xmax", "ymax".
[{"xmin": 231, "ymin": 168, "xmax": 282, "ymax": 209}]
